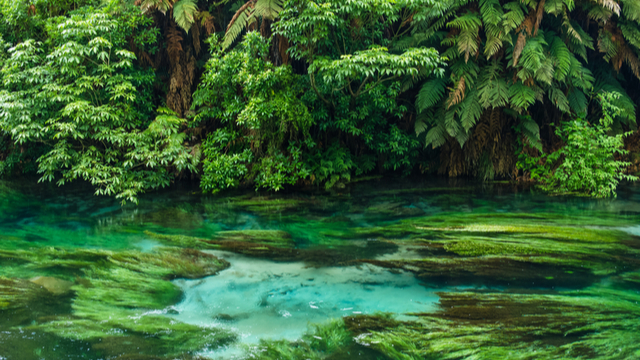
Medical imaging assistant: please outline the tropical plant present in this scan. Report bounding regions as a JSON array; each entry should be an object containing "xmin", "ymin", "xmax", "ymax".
[
  {"xmin": 408, "ymin": 0, "xmax": 640, "ymax": 178},
  {"xmin": 0, "ymin": 3, "xmax": 198, "ymax": 203},
  {"xmin": 273, "ymin": 0, "xmax": 445, "ymax": 179},
  {"xmin": 222, "ymin": 0, "xmax": 284, "ymax": 49},
  {"xmin": 192, "ymin": 33, "xmax": 312, "ymax": 192},
  {"xmin": 519, "ymin": 92, "xmax": 637, "ymax": 197}
]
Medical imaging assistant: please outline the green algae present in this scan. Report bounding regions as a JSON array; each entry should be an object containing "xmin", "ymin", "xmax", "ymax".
[
  {"xmin": 244, "ymin": 279, "xmax": 640, "ymax": 360},
  {"xmin": 0, "ymin": 277, "xmax": 49, "ymax": 310},
  {"xmin": 243, "ymin": 318, "xmax": 384, "ymax": 360},
  {"xmin": 351, "ymin": 212, "xmax": 640, "ymax": 285},
  {"xmin": 213, "ymin": 229, "xmax": 295, "ymax": 247},
  {"xmin": 139, "ymin": 205, "xmax": 204, "ymax": 230},
  {"xmin": 360, "ymin": 284, "xmax": 640, "ymax": 359},
  {"xmin": 0, "ymin": 246, "xmax": 233, "ymax": 357}
]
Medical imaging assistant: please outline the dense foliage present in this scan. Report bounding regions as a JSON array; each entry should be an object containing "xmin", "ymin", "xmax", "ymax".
[
  {"xmin": 0, "ymin": 0, "xmax": 637, "ymax": 199},
  {"xmin": 520, "ymin": 92, "xmax": 638, "ymax": 197}
]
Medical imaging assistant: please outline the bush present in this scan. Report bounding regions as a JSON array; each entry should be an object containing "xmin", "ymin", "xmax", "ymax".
[{"xmin": 519, "ymin": 92, "xmax": 637, "ymax": 198}]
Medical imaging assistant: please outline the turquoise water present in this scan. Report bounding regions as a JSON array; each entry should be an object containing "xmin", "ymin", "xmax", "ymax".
[{"xmin": 1, "ymin": 178, "xmax": 640, "ymax": 359}]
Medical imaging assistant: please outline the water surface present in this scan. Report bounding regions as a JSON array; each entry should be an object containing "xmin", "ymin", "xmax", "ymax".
[{"xmin": 0, "ymin": 178, "xmax": 639, "ymax": 359}]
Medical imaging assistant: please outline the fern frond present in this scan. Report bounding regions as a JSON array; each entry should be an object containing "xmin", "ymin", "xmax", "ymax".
[
  {"xmin": 478, "ymin": 61, "xmax": 510, "ymax": 108},
  {"xmin": 548, "ymin": 86, "xmax": 570, "ymax": 113},
  {"xmin": 520, "ymin": 116, "xmax": 543, "ymax": 151},
  {"xmin": 444, "ymin": 106, "xmax": 463, "ymax": 137},
  {"xmin": 534, "ymin": 56, "xmax": 555, "ymax": 85},
  {"xmin": 503, "ymin": 2, "xmax": 526, "ymax": 32},
  {"xmin": 621, "ymin": 0, "xmax": 640, "ymax": 22},
  {"xmin": 620, "ymin": 22, "xmax": 640, "ymax": 49},
  {"xmin": 223, "ymin": 0, "xmax": 256, "ymax": 49},
  {"xmin": 417, "ymin": 77, "xmax": 447, "ymax": 111},
  {"xmin": 448, "ymin": 11, "xmax": 482, "ymax": 62},
  {"xmin": 140, "ymin": 0, "xmax": 172, "ymax": 14},
  {"xmin": 588, "ymin": 4, "xmax": 614, "ymax": 22},
  {"xmin": 550, "ymin": 36, "xmax": 571, "ymax": 80},
  {"xmin": 480, "ymin": 0, "xmax": 503, "ymax": 26},
  {"xmin": 425, "ymin": 123, "xmax": 449, "ymax": 148},
  {"xmin": 509, "ymin": 82, "xmax": 537, "ymax": 111},
  {"xmin": 254, "ymin": 0, "xmax": 283, "ymax": 20},
  {"xmin": 518, "ymin": 34, "xmax": 547, "ymax": 72},
  {"xmin": 459, "ymin": 90, "xmax": 482, "ymax": 131},
  {"xmin": 595, "ymin": 0, "xmax": 621, "ymax": 16},
  {"xmin": 567, "ymin": 87, "xmax": 588, "ymax": 114},
  {"xmin": 415, "ymin": 118, "xmax": 429, "ymax": 136},
  {"xmin": 544, "ymin": 0, "xmax": 565, "ymax": 15},
  {"xmin": 173, "ymin": 0, "xmax": 199, "ymax": 33},
  {"xmin": 569, "ymin": 57, "xmax": 595, "ymax": 91},
  {"xmin": 598, "ymin": 29, "xmax": 619, "ymax": 62},
  {"xmin": 447, "ymin": 76, "xmax": 466, "ymax": 108}
]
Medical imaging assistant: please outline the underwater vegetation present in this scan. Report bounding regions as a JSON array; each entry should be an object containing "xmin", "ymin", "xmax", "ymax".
[
  {"xmin": 2, "ymin": 181, "xmax": 640, "ymax": 359},
  {"xmin": 0, "ymin": 246, "xmax": 234, "ymax": 359},
  {"xmin": 350, "ymin": 212, "xmax": 640, "ymax": 287},
  {"xmin": 246, "ymin": 278, "xmax": 640, "ymax": 359}
]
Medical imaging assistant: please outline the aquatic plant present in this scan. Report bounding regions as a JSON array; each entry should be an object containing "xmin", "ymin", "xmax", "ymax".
[
  {"xmin": 350, "ymin": 212, "xmax": 640, "ymax": 286},
  {"xmin": 0, "ymin": 246, "xmax": 234, "ymax": 357}
]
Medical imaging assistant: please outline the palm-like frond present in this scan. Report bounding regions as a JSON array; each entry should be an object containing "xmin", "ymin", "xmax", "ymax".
[
  {"xmin": 223, "ymin": 0, "xmax": 284, "ymax": 49},
  {"xmin": 173, "ymin": 0, "xmax": 198, "ymax": 32},
  {"xmin": 417, "ymin": 78, "xmax": 447, "ymax": 112}
]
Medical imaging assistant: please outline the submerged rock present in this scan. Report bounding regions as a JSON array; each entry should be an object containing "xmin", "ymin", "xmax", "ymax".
[{"xmin": 29, "ymin": 276, "xmax": 73, "ymax": 295}]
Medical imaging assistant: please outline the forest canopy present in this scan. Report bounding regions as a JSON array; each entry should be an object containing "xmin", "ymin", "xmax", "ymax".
[{"xmin": 0, "ymin": 0, "xmax": 638, "ymax": 201}]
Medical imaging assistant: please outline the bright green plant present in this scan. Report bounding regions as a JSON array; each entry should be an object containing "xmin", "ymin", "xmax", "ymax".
[
  {"xmin": 273, "ymin": 0, "xmax": 445, "ymax": 179},
  {"xmin": 192, "ymin": 32, "xmax": 313, "ymax": 193},
  {"xmin": 404, "ymin": 0, "xmax": 640, "ymax": 179},
  {"xmin": 0, "ymin": 2, "xmax": 196, "ymax": 203},
  {"xmin": 519, "ymin": 92, "xmax": 637, "ymax": 198}
]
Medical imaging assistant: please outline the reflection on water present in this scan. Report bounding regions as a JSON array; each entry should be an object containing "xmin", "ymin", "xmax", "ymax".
[{"xmin": 0, "ymin": 178, "xmax": 639, "ymax": 359}]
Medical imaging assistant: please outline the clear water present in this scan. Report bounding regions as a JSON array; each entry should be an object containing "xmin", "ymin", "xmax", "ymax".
[
  {"xmin": 1, "ymin": 177, "xmax": 639, "ymax": 359},
  {"xmin": 169, "ymin": 251, "xmax": 440, "ymax": 358}
]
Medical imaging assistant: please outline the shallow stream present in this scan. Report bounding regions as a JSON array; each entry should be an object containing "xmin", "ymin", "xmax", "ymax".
[{"xmin": 1, "ymin": 178, "xmax": 639, "ymax": 359}]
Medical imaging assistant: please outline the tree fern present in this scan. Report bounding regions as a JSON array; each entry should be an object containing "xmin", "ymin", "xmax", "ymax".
[
  {"xmin": 478, "ymin": 61, "xmax": 509, "ymax": 108},
  {"xmin": 548, "ymin": 85, "xmax": 570, "ymax": 113},
  {"xmin": 567, "ymin": 87, "xmax": 588, "ymax": 115},
  {"xmin": 223, "ymin": 0, "xmax": 284, "ymax": 49},
  {"xmin": 459, "ymin": 90, "xmax": 483, "ymax": 131},
  {"xmin": 509, "ymin": 82, "xmax": 537, "ymax": 111},
  {"xmin": 416, "ymin": 78, "xmax": 447, "ymax": 112},
  {"xmin": 173, "ymin": 0, "xmax": 199, "ymax": 32},
  {"xmin": 549, "ymin": 36, "xmax": 571, "ymax": 80},
  {"xmin": 621, "ymin": 0, "xmax": 640, "ymax": 22}
]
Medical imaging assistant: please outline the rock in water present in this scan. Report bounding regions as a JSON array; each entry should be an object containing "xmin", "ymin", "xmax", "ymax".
[{"xmin": 29, "ymin": 277, "xmax": 73, "ymax": 295}]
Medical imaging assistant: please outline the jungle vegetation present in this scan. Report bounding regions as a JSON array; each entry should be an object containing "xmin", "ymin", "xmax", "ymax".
[{"xmin": 0, "ymin": 0, "xmax": 639, "ymax": 201}]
